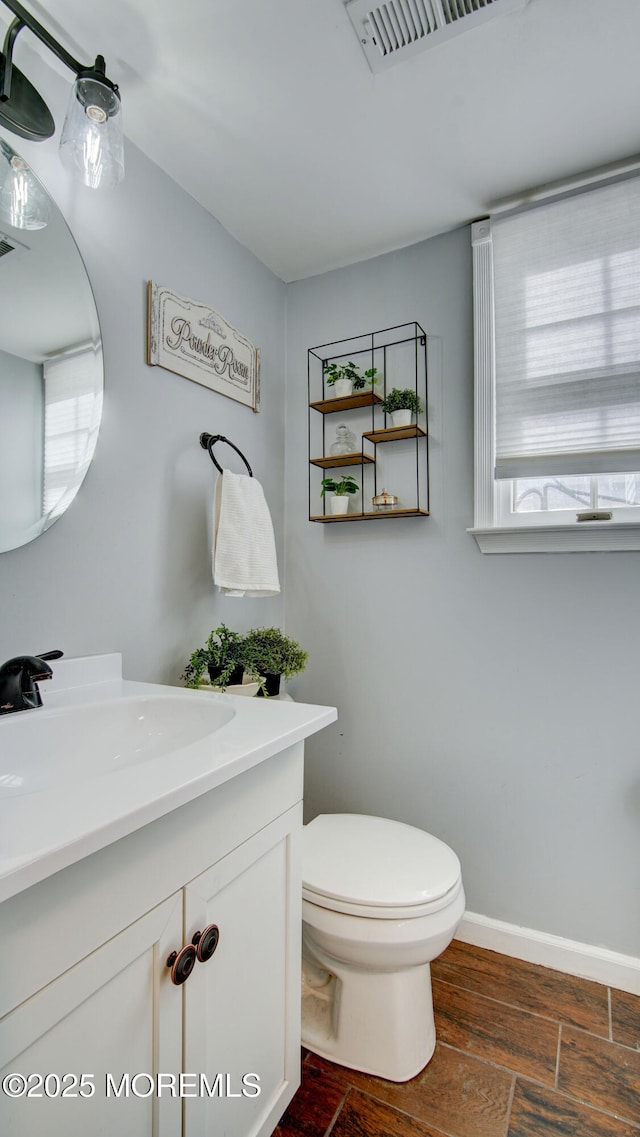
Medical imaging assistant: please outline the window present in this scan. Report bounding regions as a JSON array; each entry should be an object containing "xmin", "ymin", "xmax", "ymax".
[
  {"xmin": 470, "ymin": 175, "xmax": 640, "ymax": 552},
  {"xmin": 43, "ymin": 344, "xmax": 103, "ymax": 522}
]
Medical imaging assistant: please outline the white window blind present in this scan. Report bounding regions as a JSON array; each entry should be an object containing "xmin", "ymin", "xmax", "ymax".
[
  {"xmin": 492, "ymin": 177, "xmax": 640, "ymax": 479},
  {"xmin": 43, "ymin": 344, "xmax": 102, "ymax": 520}
]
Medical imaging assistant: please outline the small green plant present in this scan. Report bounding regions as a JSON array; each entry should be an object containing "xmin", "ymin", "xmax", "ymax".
[
  {"xmin": 182, "ymin": 624, "xmax": 246, "ymax": 689},
  {"xmin": 354, "ymin": 366, "xmax": 379, "ymax": 391},
  {"xmin": 324, "ymin": 361, "xmax": 379, "ymax": 390},
  {"xmin": 323, "ymin": 360, "xmax": 360, "ymax": 387},
  {"xmin": 320, "ymin": 475, "xmax": 359, "ymax": 497},
  {"xmin": 242, "ymin": 627, "xmax": 308, "ymax": 681},
  {"xmin": 379, "ymin": 387, "xmax": 423, "ymax": 415}
]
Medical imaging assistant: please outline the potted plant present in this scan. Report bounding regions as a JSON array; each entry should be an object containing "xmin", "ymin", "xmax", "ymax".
[
  {"xmin": 182, "ymin": 624, "xmax": 246, "ymax": 690},
  {"xmin": 242, "ymin": 626, "xmax": 308, "ymax": 697},
  {"xmin": 353, "ymin": 366, "xmax": 379, "ymax": 391},
  {"xmin": 324, "ymin": 362, "xmax": 379, "ymax": 397},
  {"xmin": 323, "ymin": 360, "xmax": 360, "ymax": 397},
  {"xmin": 379, "ymin": 387, "xmax": 424, "ymax": 428},
  {"xmin": 320, "ymin": 474, "xmax": 359, "ymax": 515}
]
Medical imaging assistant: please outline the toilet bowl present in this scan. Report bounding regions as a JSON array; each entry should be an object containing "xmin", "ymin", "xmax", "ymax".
[{"xmin": 301, "ymin": 813, "xmax": 465, "ymax": 1083}]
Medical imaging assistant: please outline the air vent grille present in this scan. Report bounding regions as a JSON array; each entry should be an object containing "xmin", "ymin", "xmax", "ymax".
[
  {"xmin": 0, "ymin": 232, "xmax": 30, "ymax": 263},
  {"xmin": 346, "ymin": 0, "xmax": 529, "ymax": 72}
]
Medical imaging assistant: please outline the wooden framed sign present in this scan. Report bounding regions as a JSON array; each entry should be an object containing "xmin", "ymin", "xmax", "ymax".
[{"xmin": 147, "ymin": 282, "xmax": 260, "ymax": 412}]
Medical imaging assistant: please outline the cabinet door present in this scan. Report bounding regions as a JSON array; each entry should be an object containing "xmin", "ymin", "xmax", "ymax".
[
  {"xmin": 183, "ymin": 804, "xmax": 302, "ymax": 1137},
  {"xmin": 0, "ymin": 893, "xmax": 183, "ymax": 1137}
]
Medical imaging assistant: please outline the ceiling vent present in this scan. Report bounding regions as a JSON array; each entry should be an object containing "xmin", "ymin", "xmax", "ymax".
[
  {"xmin": 346, "ymin": 0, "xmax": 529, "ymax": 72},
  {"xmin": 0, "ymin": 232, "xmax": 30, "ymax": 263}
]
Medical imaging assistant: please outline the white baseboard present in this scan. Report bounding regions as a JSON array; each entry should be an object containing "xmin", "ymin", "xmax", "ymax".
[{"xmin": 457, "ymin": 911, "xmax": 640, "ymax": 996}]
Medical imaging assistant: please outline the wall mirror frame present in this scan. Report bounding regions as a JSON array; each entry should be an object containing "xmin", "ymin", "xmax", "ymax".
[{"xmin": 0, "ymin": 134, "xmax": 103, "ymax": 553}]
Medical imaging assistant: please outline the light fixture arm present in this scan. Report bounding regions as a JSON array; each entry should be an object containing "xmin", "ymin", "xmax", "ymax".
[
  {"xmin": 0, "ymin": 0, "xmax": 124, "ymax": 186},
  {"xmin": 0, "ymin": 0, "xmax": 119, "ymax": 107},
  {"xmin": 1, "ymin": 18, "xmax": 23, "ymax": 100},
  {"xmin": 0, "ymin": 0, "xmax": 85, "ymax": 83}
]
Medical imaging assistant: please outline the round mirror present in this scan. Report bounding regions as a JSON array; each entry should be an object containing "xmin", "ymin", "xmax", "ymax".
[{"xmin": 0, "ymin": 136, "xmax": 103, "ymax": 553}]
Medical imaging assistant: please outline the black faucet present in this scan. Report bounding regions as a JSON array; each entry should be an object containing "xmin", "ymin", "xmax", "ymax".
[{"xmin": 0, "ymin": 650, "xmax": 64, "ymax": 714}]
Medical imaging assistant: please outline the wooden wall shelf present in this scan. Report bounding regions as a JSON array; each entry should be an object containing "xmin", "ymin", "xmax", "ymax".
[
  {"xmin": 307, "ymin": 324, "xmax": 429, "ymax": 523},
  {"xmin": 363, "ymin": 424, "xmax": 427, "ymax": 443},
  {"xmin": 310, "ymin": 392, "xmax": 382, "ymax": 414},
  {"xmin": 310, "ymin": 453, "xmax": 374, "ymax": 469},
  {"xmin": 310, "ymin": 509, "xmax": 430, "ymax": 523}
]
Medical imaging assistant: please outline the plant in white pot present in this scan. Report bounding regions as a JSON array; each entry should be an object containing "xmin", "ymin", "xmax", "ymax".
[
  {"xmin": 323, "ymin": 360, "xmax": 359, "ymax": 397},
  {"xmin": 354, "ymin": 366, "xmax": 379, "ymax": 391},
  {"xmin": 324, "ymin": 362, "xmax": 378, "ymax": 398},
  {"xmin": 379, "ymin": 387, "xmax": 424, "ymax": 428},
  {"xmin": 320, "ymin": 474, "xmax": 359, "ymax": 515}
]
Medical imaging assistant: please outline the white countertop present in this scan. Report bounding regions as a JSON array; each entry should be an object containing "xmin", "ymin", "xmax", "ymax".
[{"xmin": 0, "ymin": 654, "xmax": 336, "ymax": 903}]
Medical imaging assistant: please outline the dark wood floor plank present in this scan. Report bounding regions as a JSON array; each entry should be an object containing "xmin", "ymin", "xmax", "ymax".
[
  {"xmin": 306, "ymin": 1043, "xmax": 513, "ymax": 1137},
  {"xmin": 432, "ymin": 941, "xmax": 610, "ymax": 1037},
  {"xmin": 331, "ymin": 1090, "xmax": 448, "ymax": 1137},
  {"xmin": 508, "ymin": 1078, "xmax": 640, "ymax": 1137},
  {"xmin": 272, "ymin": 1062, "xmax": 349, "ymax": 1137},
  {"xmin": 288, "ymin": 948, "xmax": 640, "ymax": 1137},
  {"xmin": 558, "ymin": 1027, "xmax": 640, "ymax": 1126},
  {"xmin": 611, "ymin": 989, "xmax": 640, "ymax": 1050},
  {"xmin": 433, "ymin": 979, "xmax": 559, "ymax": 1085}
]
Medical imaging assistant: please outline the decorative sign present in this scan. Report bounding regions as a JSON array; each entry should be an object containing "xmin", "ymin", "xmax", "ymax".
[{"xmin": 147, "ymin": 282, "xmax": 260, "ymax": 412}]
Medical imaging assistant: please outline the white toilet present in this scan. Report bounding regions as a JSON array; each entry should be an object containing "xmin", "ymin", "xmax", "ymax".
[{"xmin": 301, "ymin": 813, "xmax": 465, "ymax": 1083}]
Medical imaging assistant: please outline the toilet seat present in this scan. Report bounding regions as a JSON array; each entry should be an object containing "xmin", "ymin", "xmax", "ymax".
[{"xmin": 302, "ymin": 813, "xmax": 462, "ymax": 920}]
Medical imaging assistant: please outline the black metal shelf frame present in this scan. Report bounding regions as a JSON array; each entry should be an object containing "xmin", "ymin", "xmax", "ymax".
[{"xmin": 307, "ymin": 323, "xmax": 429, "ymax": 523}]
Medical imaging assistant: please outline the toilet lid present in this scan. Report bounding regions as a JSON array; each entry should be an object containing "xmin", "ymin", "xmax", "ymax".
[{"xmin": 303, "ymin": 814, "xmax": 461, "ymax": 912}]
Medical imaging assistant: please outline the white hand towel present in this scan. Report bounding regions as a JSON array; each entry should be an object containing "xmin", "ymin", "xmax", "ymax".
[{"xmin": 212, "ymin": 470, "xmax": 280, "ymax": 596}]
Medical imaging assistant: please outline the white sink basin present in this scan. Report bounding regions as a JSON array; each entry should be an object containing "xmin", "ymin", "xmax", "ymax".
[{"xmin": 0, "ymin": 696, "xmax": 236, "ymax": 797}]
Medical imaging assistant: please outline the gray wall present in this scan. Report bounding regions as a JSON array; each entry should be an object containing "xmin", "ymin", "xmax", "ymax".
[
  {"xmin": 2, "ymin": 56, "xmax": 638, "ymax": 960},
  {"xmin": 0, "ymin": 58, "xmax": 286, "ymax": 682},
  {"xmin": 285, "ymin": 227, "xmax": 640, "ymax": 958},
  {"xmin": 0, "ymin": 349, "xmax": 42, "ymax": 543}
]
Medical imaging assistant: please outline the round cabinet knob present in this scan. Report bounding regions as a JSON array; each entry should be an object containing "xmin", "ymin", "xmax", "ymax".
[
  {"xmin": 166, "ymin": 944, "xmax": 197, "ymax": 985},
  {"xmin": 195, "ymin": 923, "xmax": 220, "ymax": 962}
]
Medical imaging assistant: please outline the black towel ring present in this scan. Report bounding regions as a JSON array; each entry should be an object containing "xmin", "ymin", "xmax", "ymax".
[{"xmin": 199, "ymin": 432, "xmax": 253, "ymax": 476}]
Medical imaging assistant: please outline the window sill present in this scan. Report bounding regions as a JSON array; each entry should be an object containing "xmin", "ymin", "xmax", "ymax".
[{"xmin": 468, "ymin": 522, "xmax": 640, "ymax": 553}]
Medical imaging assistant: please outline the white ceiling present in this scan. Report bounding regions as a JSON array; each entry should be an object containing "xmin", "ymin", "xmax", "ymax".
[{"xmin": 13, "ymin": 0, "xmax": 640, "ymax": 281}]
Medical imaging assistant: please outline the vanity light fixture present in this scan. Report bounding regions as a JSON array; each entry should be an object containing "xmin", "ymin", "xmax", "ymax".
[
  {"xmin": 0, "ymin": 0, "xmax": 123, "ymax": 189},
  {"xmin": 0, "ymin": 134, "xmax": 49, "ymax": 227}
]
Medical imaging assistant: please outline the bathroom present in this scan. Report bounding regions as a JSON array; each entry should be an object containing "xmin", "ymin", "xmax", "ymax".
[{"xmin": 1, "ymin": 0, "xmax": 639, "ymax": 1134}]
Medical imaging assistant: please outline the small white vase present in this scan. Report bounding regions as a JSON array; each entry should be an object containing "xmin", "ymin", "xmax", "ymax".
[
  {"xmin": 329, "ymin": 495, "xmax": 350, "ymax": 515},
  {"xmin": 390, "ymin": 408, "xmax": 412, "ymax": 428},
  {"xmin": 331, "ymin": 378, "xmax": 353, "ymax": 398}
]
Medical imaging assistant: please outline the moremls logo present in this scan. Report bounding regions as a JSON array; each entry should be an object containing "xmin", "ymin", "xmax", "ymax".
[{"xmin": 106, "ymin": 1073, "xmax": 261, "ymax": 1098}]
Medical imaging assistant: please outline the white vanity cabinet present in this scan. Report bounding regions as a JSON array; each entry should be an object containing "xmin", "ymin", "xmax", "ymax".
[
  {"xmin": 0, "ymin": 891, "xmax": 184, "ymax": 1135},
  {"xmin": 182, "ymin": 807, "xmax": 300, "ymax": 1137},
  {"xmin": 0, "ymin": 742, "xmax": 304, "ymax": 1137}
]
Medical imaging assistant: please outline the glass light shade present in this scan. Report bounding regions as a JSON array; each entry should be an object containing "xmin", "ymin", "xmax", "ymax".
[
  {"xmin": 59, "ymin": 76, "xmax": 124, "ymax": 189},
  {"xmin": 0, "ymin": 139, "xmax": 50, "ymax": 229}
]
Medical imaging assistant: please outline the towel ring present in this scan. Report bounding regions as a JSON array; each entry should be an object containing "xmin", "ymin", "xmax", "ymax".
[{"xmin": 200, "ymin": 432, "xmax": 253, "ymax": 476}]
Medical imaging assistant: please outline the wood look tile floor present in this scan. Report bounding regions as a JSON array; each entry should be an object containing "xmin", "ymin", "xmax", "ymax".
[{"xmin": 274, "ymin": 940, "xmax": 640, "ymax": 1137}]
